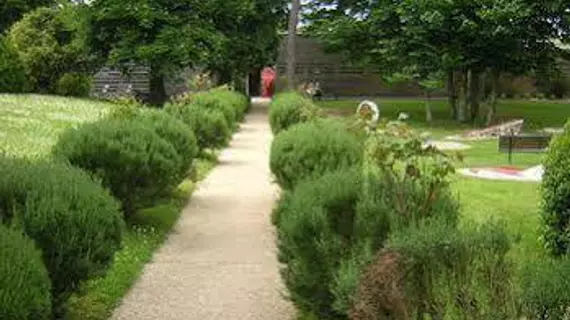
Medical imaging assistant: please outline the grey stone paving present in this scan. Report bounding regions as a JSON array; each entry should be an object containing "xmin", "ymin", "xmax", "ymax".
[{"xmin": 112, "ymin": 98, "xmax": 293, "ymax": 320}]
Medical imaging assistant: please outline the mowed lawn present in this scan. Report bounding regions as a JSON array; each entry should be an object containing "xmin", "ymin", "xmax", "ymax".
[
  {"xmin": 0, "ymin": 94, "xmax": 215, "ymax": 320},
  {"xmin": 0, "ymin": 94, "xmax": 113, "ymax": 157},
  {"xmin": 319, "ymin": 97, "xmax": 570, "ymax": 262}
]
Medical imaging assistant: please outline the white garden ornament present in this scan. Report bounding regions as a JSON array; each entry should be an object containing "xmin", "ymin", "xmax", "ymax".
[{"xmin": 356, "ymin": 100, "xmax": 380, "ymax": 129}]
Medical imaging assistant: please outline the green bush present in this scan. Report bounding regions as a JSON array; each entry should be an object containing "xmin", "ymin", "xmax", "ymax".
[
  {"xmin": 0, "ymin": 36, "xmax": 27, "ymax": 93},
  {"xmin": 8, "ymin": 6, "xmax": 93, "ymax": 93},
  {"xmin": 210, "ymin": 86, "xmax": 250, "ymax": 120},
  {"xmin": 357, "ymin": 219, "xmax": 516, "ymax": 319},
  {"xmin": 0, "ymin": 225, "xmax": 52, "ymax": 319},
  {"xmin": 53, "ymin": 119, "xmax": 182, "ymax": 217},
  {"xmin": 165, "ymin": 103, "xmax": 231, "ymax": 152},
  {"xmin": 269, "ymin": 92, "xmax": 320, "ymax": 134},
  {"xmin": 519, "ymin": 258, "xmax": 570, "ymax": 320},
  {"xmin": 190, "ymin": 91, "xmax": 237, "ymax": 129},
  {"xmin": 269, "ymin": 119, "xmax": 363, "ymax": 190},
  {"xmin": 349, "ymin": 220, "xmax": 515, "ymax": 319},
  {"xmin": 55, "ymin": 72, "xmax": 92, "ymax": 97},
  {"xmin": 275, "ymin": 167, "xmax": 459, "ymax": 319},
  {"xmin": 0, "ymin": 156, "xmax": 123, "ymax": 316},
  {"xmin": 541, "ymin": 122, "xmax": 570, "ymax": 256},
  {"xmin": 126, "ymin": 109, "xmax": 199, "ymax": 183}
]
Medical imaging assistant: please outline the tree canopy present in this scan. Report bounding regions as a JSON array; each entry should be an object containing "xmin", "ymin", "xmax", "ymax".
[
  {"xmin": 305, "ymin": 0, "xmax": 570, "ymax": 122},
  {"xmin": 89, "ymin": 0, "xmax": 287, "ymax": 105},
  {"xmin": 0, "ymin": 0, "xmax": 55, "ymax": 34}
]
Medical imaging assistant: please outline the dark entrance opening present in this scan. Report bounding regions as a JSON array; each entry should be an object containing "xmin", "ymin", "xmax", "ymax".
[{"xmin": 248, "ymin": 68, "xmax": 261, "ymax": 97}]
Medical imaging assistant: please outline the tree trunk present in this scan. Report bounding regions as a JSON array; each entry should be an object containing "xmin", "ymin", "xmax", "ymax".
[
  {"xmin": 469, "ymin": 70, "xmax": 481, "ymax": 123},
  {"xmin": 486, "ymin": 70, "xmax": 500, "ymax": 126},
  {"xmin": 425, "ymin": 91, "xmax": 433, "ymax": 123},
  {"xmin": 148, "ymin": 64, "xmax": 167, "ymax": 106},
  {"xmin": 447, "ymin": 70, "xmax": 458, "ymax": 120},
  {"xmin": 457, "ymin": 70, "xmax": 468, "ymax": 122},
  {"xmin": 286, "ymin": 0, "xmax": 301, "ymax": 90}
]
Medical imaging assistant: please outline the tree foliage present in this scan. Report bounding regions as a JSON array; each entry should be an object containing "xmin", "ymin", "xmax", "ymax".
[
  {"xmin": 8, "ymin": 5, "xmax": 94, "ymax": 93},
  {"xmin": 0, "ymin": 0, "xmax": 54, "ymax": 34},
  {"xmin": 206, "ymin": 0, "xmax": 288, "ymax": 85},
  {"xmin": 305, "ymin": 0, "xmax": 570, "ymax": 123}
]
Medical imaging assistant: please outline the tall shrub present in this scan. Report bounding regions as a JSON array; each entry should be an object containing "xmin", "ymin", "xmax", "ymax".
[
  {"xmin": 53, "ymin": 119, "xmax": 181, "ymax": 217},
  {"xmin": 126, "ymin": 109, "xmax": 199, "ymax": 183},
  {"xmin": 0, "ymin": 225, "xmax": 52, "ymax": 320},
  {"xmin": 0, "ymin": 156, "xmax": 123, "ymax": 316},
  {"xmin": 275, "ymin": 118, "xmax": 460, "ymax": 319},
  {"xmin": 269, "ymin": 92, "xmax": 321, "ymax": 134},
  {"xmin": 8, "ymin": 6, "xmax": 93, "ymax": 93},
  {"xmin": 541, "ymin": 122, "xmax": 570, "ymax": 256},
  {"xmin": 0, "ymin": 36, "xmax": 27, "ymax": 93},
  {"xmin": 270, "ymin": 119, "xmax": 363, "ymax": 190},
  {"xmin": 350, "ymin": 219, "xmax": 516, "ymax": 320}
]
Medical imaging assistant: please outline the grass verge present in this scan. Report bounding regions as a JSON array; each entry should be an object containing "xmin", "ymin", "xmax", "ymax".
[{"xmin": 65, "ymin": 158, "xmax": 216, "ymax": 320}]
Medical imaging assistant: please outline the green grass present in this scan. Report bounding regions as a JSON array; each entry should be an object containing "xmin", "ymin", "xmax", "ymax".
[
  {"xmin": 66, "ymin": 158, "xmax": 216, "ymax": 320},
  {"xmin": 323, "ymin": 97, "xmax": 563, "ymax": 264},
  {"xmin": 0, "ymin": 94, "xmax": 113, "ymax": 157},
  {"xmin": 319, "ymin": 98, "xmax": 570, "ymax": 132}
]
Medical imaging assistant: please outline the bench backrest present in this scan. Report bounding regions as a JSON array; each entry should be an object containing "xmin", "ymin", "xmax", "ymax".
[{"xmin": 498, "ymin": 134, "xmax": 552, "ymax": 153}]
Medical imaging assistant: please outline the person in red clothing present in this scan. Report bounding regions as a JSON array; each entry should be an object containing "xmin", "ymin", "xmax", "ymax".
[{"xmin": 261, "ymin": 66, "xmax": 276, "ymax": 98}]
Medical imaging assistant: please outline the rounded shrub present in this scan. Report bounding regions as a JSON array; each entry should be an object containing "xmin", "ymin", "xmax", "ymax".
[
  {"xmin": 270, "ymin": 119, "xmax": 363, "ymax": 190},
  {"xmin": 53, "ymin": 119, "xmax": 182, "ymax": 217},
  {"xmin": 165, "ymin": 103, "xmax": 231, "ymax": 151},
  {"xmin": 0, "ymin": 36, "xmax": 27, "ymax": 93},
  {"xmin": 8, "ymin": 6, "xmax": 92, "ymax": 93},
  {"xmin": 210, "ymin": 87, "xmax": 250, "ymax": 120},
  {"xmin": 541, "ymin": 122, "xmax": 570, "ymax": 256},
  {"xmin": 132, "ymin": 109, "xmax": 198, "ymax": 182},
  {"xmin": 0, "ymin": 156, "xmax": 123, "ymax": 316},
  {"xmin": 0, "ymin": 225, "xmax": 52, "ymax": 319},
  {"xmin": 269, "ymin": 92, "xmax": 320, "ymax": 134},
  {"xmin": 55, "ymin": 73, "xmax": 92, "ymax": 97},
  {"xmin": 191, "ymin": 91, "xmax": 237, "ymax": 129}
]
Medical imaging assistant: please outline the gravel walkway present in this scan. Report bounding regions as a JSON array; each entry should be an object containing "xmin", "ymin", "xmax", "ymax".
[{"xmin": 112, "ymin": 98, "xmax": 293, "ymax": 320}]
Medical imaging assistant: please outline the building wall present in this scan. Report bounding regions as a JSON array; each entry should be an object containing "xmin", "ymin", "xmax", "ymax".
[{"xmin": 274, "ymin": 34, "xmax": 433, "ymax": 97}]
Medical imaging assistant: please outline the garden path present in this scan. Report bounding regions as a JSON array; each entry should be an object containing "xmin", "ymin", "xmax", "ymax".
[{"xmin": 112, "ymin": 97, "xmax": 293, "ymax": 320}]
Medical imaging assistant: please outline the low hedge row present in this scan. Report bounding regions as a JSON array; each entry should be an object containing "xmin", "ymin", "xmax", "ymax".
[
  {"xmin": 270, "ymin": 109, "xmax": 525, "ymax": 319},
  {"xmin": 269, "ymin": 91, "xmax": 321, "ymax": 134},
  {"xmin": 1, "ymin": 87, "xmax": 249, "ymax": 318}
]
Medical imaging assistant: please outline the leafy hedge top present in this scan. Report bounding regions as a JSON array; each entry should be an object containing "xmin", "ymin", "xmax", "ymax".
[
  {"xmin": 0, "ymin": 156, "xmax": 123, "ymax": 313},
  {"xmin": 270, "ymin": 118, "xmax": 364, "ymax": 190},
  {"xmin": 541, "ymin": 122, "xmax": 570, "ymax": 256},
  {"xmin": 0, "ymin": 224, "xmax": 52, "ymax": 320},
  {"xmin": 269, "ymin": 92, "xmax": 321, "ymax": 134}
]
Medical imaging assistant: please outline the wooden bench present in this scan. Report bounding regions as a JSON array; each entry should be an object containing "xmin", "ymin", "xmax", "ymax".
[{"xmin": 498, "ymin": 133, "xmax": 553, "ymax": 163}]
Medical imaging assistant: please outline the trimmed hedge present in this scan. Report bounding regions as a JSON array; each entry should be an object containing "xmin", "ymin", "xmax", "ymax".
[
  {"xmin": 0, "ymin": 156, "xmax": 123, "ymax": 316},
  {"xmin": 165, "ymin": 103, "xmax": 231, "ymax": 152},
  {"xmin": 53, "ymin": 119, "xmax": 182, "ymax": 217},
  {"xmin": 541, "ymin": 122, "xmax": 570, "ymax": 256},
  {"xmin": 132, "ymin": 109, "xmax": 198, "ymax": 182},
  {"xmin": 0, "ymin": 225, "xmax": 52, "ymax": 320},
  {"xmin": 269, "ymin": 92, "xmax": 320, "ymax": 134},
  {"xmin": 269, "ymin": 119, "xmax": 363, "ymax": 190}
]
